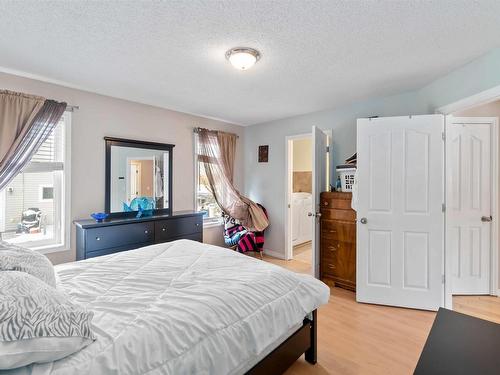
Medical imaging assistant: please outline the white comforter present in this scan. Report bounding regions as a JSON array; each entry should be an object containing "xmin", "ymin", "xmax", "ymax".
[{"xmin": 17, "ymin": 240, "xmax": 330, "ymax": 375}]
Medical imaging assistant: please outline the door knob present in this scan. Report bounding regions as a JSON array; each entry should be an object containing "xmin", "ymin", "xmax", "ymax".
[
  {"xmin": 360, "ymin": 217, "xmax": 367, "ymax": 224},
  {"xmin": 481, "ymin": 216, "xmax": 492, "ymax": 222},
  {"xmin": 308, "ymin": 212, "xmax": 322, "ymax": 218}
]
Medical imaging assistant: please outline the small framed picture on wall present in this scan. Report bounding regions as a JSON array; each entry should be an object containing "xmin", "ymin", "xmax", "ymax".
[{"xmin": 258, "ymin": 145, "xmax": 269, "ymax": 162}]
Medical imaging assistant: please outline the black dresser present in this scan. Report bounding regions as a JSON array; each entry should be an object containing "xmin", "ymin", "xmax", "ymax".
[{"xmin": 74, "ymin": 210, "xmax": 203, "ymax": 260}]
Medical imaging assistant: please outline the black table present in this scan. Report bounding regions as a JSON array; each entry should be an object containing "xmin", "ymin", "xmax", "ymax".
[{"xmin": 415, "ymin": 308, "xmax": 500, "ymax": 375}]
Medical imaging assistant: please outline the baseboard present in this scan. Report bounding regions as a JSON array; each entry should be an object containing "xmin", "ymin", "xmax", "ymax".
[{"xmin": 263, "ymin": 249, "xmax": 286, "ymax": 260}]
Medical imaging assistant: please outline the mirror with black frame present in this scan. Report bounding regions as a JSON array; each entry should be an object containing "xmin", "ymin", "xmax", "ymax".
[{"xmin": 105, "ymin": 137, "xmax": 174, "ymax": 215}]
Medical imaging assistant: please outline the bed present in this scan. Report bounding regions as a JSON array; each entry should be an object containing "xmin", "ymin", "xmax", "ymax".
[{"xmin": 9, "ymin": 239, "xmax": 330, "ymax": 375}]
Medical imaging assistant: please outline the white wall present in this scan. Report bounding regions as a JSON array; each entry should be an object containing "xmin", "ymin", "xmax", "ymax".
[{"xmin": 0, "ymin": 72, "xmax": 245, "ymax": 264}]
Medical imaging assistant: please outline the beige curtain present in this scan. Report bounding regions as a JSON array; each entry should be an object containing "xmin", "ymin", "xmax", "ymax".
[
  {"xmin": 217, "ymin": 131, "xmax": 236, "ymax": 184},
  {"xmin": 0, "ymin": 90, "xmax": 45, "ymax": 166},
  {"xmin": 197, "ymin": 128, "xmax": 269, "ymax": 231},
  {"xmin": 0, "ymin": 90, "xmax": 67, "ymax": 191}
]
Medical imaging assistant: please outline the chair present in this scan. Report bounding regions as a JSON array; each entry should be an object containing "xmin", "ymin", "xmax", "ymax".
[
  {"xmin": 222, "ymin": 204, "xmax": 267, "ymax": 259},
  {"xmin": 16, "ymin": 208, "xmax": 42, "ymax": 233}
]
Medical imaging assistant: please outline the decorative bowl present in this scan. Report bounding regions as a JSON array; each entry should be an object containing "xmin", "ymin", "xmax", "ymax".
[{"xmin": 91, "ymin": 212, "xmax": 109, "ymax": 223}]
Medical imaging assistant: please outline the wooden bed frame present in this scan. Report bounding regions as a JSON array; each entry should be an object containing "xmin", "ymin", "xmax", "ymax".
[{"xmin": 246, "ymin": 310, "xmax": 317, "ymax": 375}]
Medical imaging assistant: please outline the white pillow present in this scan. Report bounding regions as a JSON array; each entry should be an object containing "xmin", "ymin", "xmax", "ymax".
[
  {"xmin": 0, "ymin": 271, "xmax": 95, "ymax": 370},
  {"xmin": 0, "ymin": 241, "xmax": 56, "ymax": 287}
]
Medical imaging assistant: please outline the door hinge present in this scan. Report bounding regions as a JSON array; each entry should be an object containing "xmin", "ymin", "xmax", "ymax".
[
  {"xmin": 442, "ymin": 203, "xmax": 446, "ymax": 212},
  {"xmin": 442, "ymin": 132, "xmax": 445, "ymax": 141},
  {"xmin": 326, "ymin": 146, "xmax": 330, "ymax": 153},
  {"xmin": 442, "ymin": 274, "xmax": 445, "ymax": 284}
]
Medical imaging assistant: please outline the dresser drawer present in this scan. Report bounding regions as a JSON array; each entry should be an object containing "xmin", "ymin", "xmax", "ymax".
[
  {"xmin": 321, "ymin": 240, "xmax": 340, "ymax": 257},
  {"xmin": 321, "ymin": 259, "xmax": 337, "ymax": 277},
  {"xmin": 321, "ymin": 220, "xmax": 339, "ymax": 238},
  {"xmin": 320, "ymin": 209, "xmax": 356, "ymax": 221},
  {"xmin": 321, "ymin": 220, "xmax": 356, "ymax": 242},
  {"xmin": 321, "ymin": 196, "xmax": 352, "ymax": 210},
  {"xmin": 85, "ymin": 242, "xmax": 151, "ymax": 259},
  {"xmin": 155, "ymin": 215, "xmax": 202, "ymax": 242},
  {"xmin": 86, "ymin": 222, "xmax": 154, "ymax": 252}
]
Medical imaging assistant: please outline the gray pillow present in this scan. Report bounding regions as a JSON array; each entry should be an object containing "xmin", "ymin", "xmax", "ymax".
[
  {"xmin": 0, "ymin": 241, "xmax": 56, "ymax": 287},
  {"xmin": 0, "ymin": 271, "xmax": 95, "ymax": 369}
]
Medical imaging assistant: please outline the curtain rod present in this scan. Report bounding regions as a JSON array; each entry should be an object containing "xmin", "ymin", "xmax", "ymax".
[{"xmin": 193, "ymin": 127, "xmax": 239, "ymax": 138}]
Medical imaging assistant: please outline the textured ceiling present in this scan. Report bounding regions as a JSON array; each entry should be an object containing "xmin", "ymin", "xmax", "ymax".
[{"xmin": 0, "ymin": 1, "xmax": 500, "ymax": 125}]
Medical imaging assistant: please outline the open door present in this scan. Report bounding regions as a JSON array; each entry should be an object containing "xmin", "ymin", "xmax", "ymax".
[
  {"xmin": 356, "ymin": 115, "xmax": 444, "ymax": 311},
  {"xmin": 312, "ymin": 126, "xmax": 328, "ymax": 278}
]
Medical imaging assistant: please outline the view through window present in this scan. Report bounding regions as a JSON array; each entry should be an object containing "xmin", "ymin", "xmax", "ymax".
[
  {"xmin": 0, "ymin": 115, "xmax": 68, "ymax": 249},
  {"xmin": 195, "ymin": 136, "xmax": 222, "ymax": 222}
]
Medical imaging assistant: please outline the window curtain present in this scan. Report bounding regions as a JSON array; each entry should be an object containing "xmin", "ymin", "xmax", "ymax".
[
  {"xmin": 0, "ymin": 90, "xmax": 67, "ymax": 191},
  {"xmin": 197, "ymin": 128, "xmax": 269, "ymax": 232}
]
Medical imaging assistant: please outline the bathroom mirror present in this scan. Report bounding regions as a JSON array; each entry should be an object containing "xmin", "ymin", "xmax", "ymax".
[{"xmin": 104, "ymin": 137, "xmax": 174, "ymax": 215}]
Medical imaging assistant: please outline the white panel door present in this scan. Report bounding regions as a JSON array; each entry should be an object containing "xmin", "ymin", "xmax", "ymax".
[
  {"xmin": 357, "ymin": 115, "xmax": 444, "ymax": 311},
  {"xmin": 312, "ymin": 126, "xmax": 328, "ymax": 278},
  {"xmin": 447, "ymin": 117, "xmax": 493, "ymax": 295}
]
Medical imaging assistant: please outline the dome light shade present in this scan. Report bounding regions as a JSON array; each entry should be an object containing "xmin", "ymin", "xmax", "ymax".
[{"xmin": 225, "ymin": 47, "xmax": 261, "ymax": 70}]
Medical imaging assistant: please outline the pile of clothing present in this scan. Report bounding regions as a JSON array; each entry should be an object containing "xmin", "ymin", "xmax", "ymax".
[{"xmin": 223, "ymin": 204, "xmax": 267, "ymax": 253}]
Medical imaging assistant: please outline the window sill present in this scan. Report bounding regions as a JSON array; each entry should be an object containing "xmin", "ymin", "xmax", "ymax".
[
  {"xmin": 203, "ymin": 219, "xmax": 224, "ymax": 229},
  {"xmin": 32, "ymin": 244, "xmax": 69, "ymax": 255}
]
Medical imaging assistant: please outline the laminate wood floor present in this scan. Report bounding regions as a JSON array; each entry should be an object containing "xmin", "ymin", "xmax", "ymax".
[
  {"xmin": 293, "ymin": 241, "xmax": 312, "ymax": 265},
  {"xmin": 259, "ymin": 254, "xmax": 500, "ymax": 375}
]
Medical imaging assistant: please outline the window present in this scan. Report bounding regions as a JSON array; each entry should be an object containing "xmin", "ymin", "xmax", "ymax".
[
  {"xmin": 39, "ymin": 185, "xmax": 54, "ymax": 202},
  {"xmin": 194, "ymin": 134, "xmax": 222, "ymax": 224},
  {"xmin": 0, "ymin": 113, "xmax": 71, "ymax": 251}
]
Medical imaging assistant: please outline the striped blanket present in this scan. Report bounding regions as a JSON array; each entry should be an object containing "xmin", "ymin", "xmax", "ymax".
[{"xmin": 223, "ymin": 205, "xmax": 267, "ymax": 253}]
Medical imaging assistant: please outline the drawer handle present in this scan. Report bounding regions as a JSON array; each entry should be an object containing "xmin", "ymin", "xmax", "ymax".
[
  {"xmin": 329, "ymin": 246, "xmax": 336, "ymax": 251},
  {"xmin": 162, "ymin": 228, "xmax": 166, "ymax": 232},
  {"xmin": 96, "ymin": 237, "xmax": 101, "ymax": 241},
  {"xmin": 327, "ymin": 264, "xmax": 336, "ymax": 270},
  {"xmin": 323, "ymin": 201, "xmax": 329, "ymax": 206},
  {"xmin": 144, "ymin": 230, "xmax": 149, "ymax": 234}
]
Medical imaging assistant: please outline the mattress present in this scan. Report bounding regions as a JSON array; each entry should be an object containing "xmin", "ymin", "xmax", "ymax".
[{"xmin": 9, "ymin": 240, "xmax": 330, "ymax": 375}]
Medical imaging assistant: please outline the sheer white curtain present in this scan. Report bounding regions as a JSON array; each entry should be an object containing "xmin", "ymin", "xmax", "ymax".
[{"xmin": 197, "ymin": 128, "xmax": 269, "ymax": 231}]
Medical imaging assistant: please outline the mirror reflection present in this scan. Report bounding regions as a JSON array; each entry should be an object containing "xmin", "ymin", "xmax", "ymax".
[{"xmin": 109, "ymin": 145, "xmax": 170, "ymax": 213}]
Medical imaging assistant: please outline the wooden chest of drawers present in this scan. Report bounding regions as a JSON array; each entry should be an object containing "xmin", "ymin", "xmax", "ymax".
[{"xmin": 320, "ymin": 192, "xmax": 356, "ymax": 291}]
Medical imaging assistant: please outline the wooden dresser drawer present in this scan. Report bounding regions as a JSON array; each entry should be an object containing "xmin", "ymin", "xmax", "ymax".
[
  {"xmin": 155, "ymin": 215, "xmax": 203, "ymax": 242},
  {"xmin": 86, "ymin": 222, "xmax": 154, "ymax": 252},
  {"xmin": 321, "ymin": 260, "xmax": 337, "ymax": 277},
  {"xmin": 321, "ymin": 240, "xmax": 340, "ymax": 257},
  {"xmin": 321, "ymin": 196, "xmax": 352, "ymax": 210},
  {"xmin": 321, "ymin": 220, "xmax": 356, "ymax": 242},
  {"xmin": 320, "ymin": 209, "xmax": 356, "ymax": 221}
]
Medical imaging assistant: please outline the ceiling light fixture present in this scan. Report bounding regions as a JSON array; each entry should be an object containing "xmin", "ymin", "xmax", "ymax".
[{"xmin": 225, "ymin": 47, "xmax": 261, "ymax": 70}]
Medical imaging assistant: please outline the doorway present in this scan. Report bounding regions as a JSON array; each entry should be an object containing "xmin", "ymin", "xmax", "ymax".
[
  {"xmin": 126, "ymin": 157, "xmax": 155, "ymax": 203},
  {"xmin": 285, "ymin": 128, "xmax": 331, "ymax": 277},
  {"xmin": 446, "ymin": 100, "xmax": 500, "ymax": 301},
  {"xmin": 287, "ymin": 135, "xmax": 314, "ymax": 274}
]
